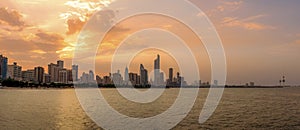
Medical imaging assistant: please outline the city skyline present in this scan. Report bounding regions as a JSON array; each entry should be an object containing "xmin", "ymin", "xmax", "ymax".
[
  {"xmin": 0, "ymin": 53, "xmax": 292, "ymax": 86},
  {"xmin": 0, "ymin": 1, "xmax": 300, "ymax": 85}
]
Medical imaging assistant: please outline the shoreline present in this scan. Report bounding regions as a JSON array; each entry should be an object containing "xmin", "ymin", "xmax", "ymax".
[{"xmin": 0, "ymin": 86, "xmax": 297, "ymax": 90}]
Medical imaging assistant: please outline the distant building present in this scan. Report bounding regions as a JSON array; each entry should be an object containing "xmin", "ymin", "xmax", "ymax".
[
  {"xmin": 72, "ymin": 65, "xmax": 78, "ymax": 81},
  {"xmin": 67, "ymin": 69, "xmax": 73, "ymax": 83},
  {"xmin": 80, "ymin": 72, "xmax": 89, "ymax": 83},
  {"xmin": 57, "ymin": 60, "xmax": 64, "ymax": 69},
  {"xmin": 213, "ymin": 80, "xmax": 218, "ymax": 86},
  {"xmin": 22, "ymin": 69, "xmax": 35, "ymax": 82},
  {"xmin": 0, "ymin": 55, "xmax": 8, "ymax": 80},
  {"xmin": 34, "ymin": 67, "xmax": 44, "ymax": 84},
  {"xmin": 124, "ymin": 67, "xmax": 129, "ymax": 82},
  {"xmin": 129, "ymin": 72, "xmax": 138, "ymax": 86},
  {"xmin": 154, "ymin": 54, "xmax": 161, "ymax": 86},
  {"xmin": 112, "ymin": 70, "xmax": 123, "ymax": 86},
  {"xmin": 48, "ymin": 60, "xmax": 66, "ymax": 83},
  {"xmin": 140, "ymin": 64, "xmax": 148, "ymax": 86},
  {"xmin": 43, "ymin": 74, "xmax": 51, "ymax": 84},
  {"xmin": 48, "ymin": 63, "xmax": 59, "ymax": 82},
  {"xmin": 169, "ymin": 68, "xmax": 173, "ymax": 82},
  {"xmin": 7, "ymin": 62, "xmax": 22, "ymax": 81},
  {"xmin": 79, "ymin": 70, "xmax": 96, "ymax": 83},
  {"xmin": 58, "ymin": 69, "xmax": 68, "ymax": 84},
  {"xmin": 160, "ymin": 72, "xmax": 164, "ymax": 85},
  {"xmin": 88, "ymin": 70, "xmax": 95, "ymax": 82}
]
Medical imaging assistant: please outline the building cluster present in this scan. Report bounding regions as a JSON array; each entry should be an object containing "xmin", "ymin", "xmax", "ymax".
[
  {"xmin": 1, "ymin": 54, "xmax": 188, "ymax": 86},
  {"xmin": 0, "ymin": 54, "xmax": 79, "ymax": 84},
  {"xmin": 94, "ymin": 54, "xmax": 187, "ymax": 87}
]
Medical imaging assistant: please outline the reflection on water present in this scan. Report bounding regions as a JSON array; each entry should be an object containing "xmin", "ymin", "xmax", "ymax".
[{"xmin": 0, "ymin": 87, "xmax": 299, "ymax": 129}]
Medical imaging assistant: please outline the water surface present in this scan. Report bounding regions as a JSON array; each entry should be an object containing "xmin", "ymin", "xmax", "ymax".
[{"xmin": 0, "ymin": 87, "xmax": 299, "ymax": 129}]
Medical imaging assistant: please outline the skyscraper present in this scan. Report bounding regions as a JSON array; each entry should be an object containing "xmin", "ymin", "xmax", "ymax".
[
  {"xmin": 129, "ymin": 73, "xmax": 138, "ymax": 85},
  {"xmin": 48, "ymin": 60, "xmax": 64, "ymax": 83},
  {"xmin": 160, "ymin": 72, "xmax": 164, "ymax": 85},
  {"xmin": 0, "ymin": 55, "xmax": 8, "ymax": 80},
  {"xmin": 112, "ymin": 70, "xmax": 123, "ymax": 85},
  {"xmin": 58, "ymin": 69, "xmax": 68, "ymax": 83},
  {"xmin": 22, "ymin": 69, "xmax": 35, "ymax": 82},
  {"xmin": 140, "ymin": 64, "xmax": 148, "ymax": 86},
  {"xmin": 89, "ymin": 70, "xmax": 95, "ymax": 82},
  {"xmin": 72, "ymin": 65, "xmax": 79, "ymax": 81},
  {"xmin": 169, "ymin": 68, "xmax": 173, "ymax": 82},
  {"xmin": 7, "ymin": 62, "xmax": 22, "ymax": 81},
  {"xmin": 48, "ymin": 63, "xmax": 59, "ymax": 82},
  {"xmin": 57, "ymin": 60, "xmax": 64, "ymax": 69},
  {"xmin": 154, "ymin": 54, "xmax": 160, "ymax": 86},
  {"xmin": 34, "ymin": 66, "xmax": 44, "ymax": 84},
  {"xmin": 124, "ymin": 66, "xmax": 129, "ymax": 82}
]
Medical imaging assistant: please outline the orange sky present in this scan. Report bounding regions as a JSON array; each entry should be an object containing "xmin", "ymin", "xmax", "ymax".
[{"xmin": 0, "ymin": 0, "xmax": 299, "ymax": 85}]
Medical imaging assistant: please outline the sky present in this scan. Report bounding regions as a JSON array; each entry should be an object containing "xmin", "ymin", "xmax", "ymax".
[{"xmin": 0, "ymin": 0, "xmax": 299, "ymax": 85}]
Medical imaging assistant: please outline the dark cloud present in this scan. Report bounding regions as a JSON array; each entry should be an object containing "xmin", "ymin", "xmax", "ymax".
[
  {"xmin": 35, "ymin": 31, "xmax": 64, "ymax": 43},
  {"xmin": 0, "ymin": 7, "xmax": 26, "ymax": 29},
  {"xmin": 66, "ymin": 18, "xmax": 86, "ymax": 35},
  {"xmin": 0, "ymin": 28, "xmax": 66, "ymax": 69}
]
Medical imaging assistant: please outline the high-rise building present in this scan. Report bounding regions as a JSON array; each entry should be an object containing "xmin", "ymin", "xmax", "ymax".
[
  {"xmin": 169, "ymin": 68, "xmax": 173, "ymax": 82},
  {"xmin": 140, "ymin": 64, "xmax": 148, "ymax": 86},
  {"xmin": 129, "ymin": 73, "xmax": 138, "ymax": 86},
  {"xmin": 57, "ymin": 60, "xmax": 64, "ymax": 69},
  {"xmin": 160, "ymin": 72, "xmax": 164, "ymax": 85},
  {"xmin": 72, "ymin": 65, "xmax": 78, "ymax": 81},
  {"xmin": 124, "ymin": 66, "xmax": 129, "ymax": 82},
  {"xmin": 22, "ymin": 69, "xmax": 35, "ymax": 82},
  {"xmin": 34, "ymin": 67, "xmax": 44, "ymax": 84},
  {"xmin": 154, "ymin": 54, "xmax": 160, "ymax": 86},
  {"xmin": 80, "ymin": 72, "xmax": 89, "ymax": 83},
  {"xmin": 48, "ymin": 60, "xmax": 64, "ymax": 83},
  {"xmin": 7, "ymin": 62, "xmax": 22, "ymax": 81},
  {"xmin": 0, "ymin": 55, "xmax": 8, "ymax": 80},
  {"xmin": 58, "ymin": 69, "xmax": 68, "ymax": 84},
  {"xmin": 67, "ymin": 69, "xmax": 73, "ymax": 83},
  {"xmin": 48, "ymin": 63, "xmax": 59, "ymax": 82},
  {"xmin": 112, "ymin": 70, "xmax": 123, "ymax": 86},
  {"xmin": 88, "ymin": 70, "xmax": 95, "ymax": 82},
  {"xmin": 43, "ymin": 74, "xmax": 51, "ymax": 84}
]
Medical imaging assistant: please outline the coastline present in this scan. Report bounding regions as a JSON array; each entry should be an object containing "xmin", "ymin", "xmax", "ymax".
[{"xmin": 0, "ymin": 85, "xmax": 297, "ymax": 90}]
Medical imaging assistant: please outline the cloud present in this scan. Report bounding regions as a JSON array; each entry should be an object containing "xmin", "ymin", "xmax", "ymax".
[
  {"xmin": 0, "ymin": 7, "xmax": 26, "ymax": 30},
  {"xmin": 31, "ymin": 49, "xmax": 47, "ymax": 54},
  {"xmin": 60, "ymin": 0, "xmax": 114, "ymax": 35},
  {"xmin": 218, "ymin": 0, "xmax": 243, "ymax": 12},
  {"xmin": 35, "ymin": 30, "xmax": 64, "ymax": 44},
  {"xmin": 204, "ymin": 0, "xmax": 244, "ymax": 16},
  {"xmin": 221, "ymin": 15, "xmax": 275, "ymax": 30},
  {"xmin": 66, "ymin": 18, "xmax": 86, "ymax": 35}
]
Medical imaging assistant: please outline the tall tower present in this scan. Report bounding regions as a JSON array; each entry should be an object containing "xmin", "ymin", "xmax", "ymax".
[
  {"xmin": 72, "ymin": 65, "xmax": 79, "ymax": 81},
  {"xmin": 140, "ymin": 64, "xmax": 148, "ymax": 86},
  {"xmin": 0, "ymin": 55, "xmax": 8, "ymax": 79},
  {"xmin": 154, "ymin": 54, "xmax": 160, "ymax": 86},
  {"xmin": 57, "ymin": 60, "xmax": 64, "ymax": 69},
  {"xmin": 169, "ymin": 68, "xmax": 173, "ymax": 82},
  {"xmin": 34, "ymin": 66, "xmax": 44, "ymax": 84},
  {"xmin": 124, "ymin": 66, "xmax": 129, "ymax": 81}
]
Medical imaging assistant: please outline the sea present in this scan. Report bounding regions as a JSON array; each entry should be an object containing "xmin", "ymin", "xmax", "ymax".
[{"xmin": 0, "ymin": 87, "xmax": 299, "ymax": 129}]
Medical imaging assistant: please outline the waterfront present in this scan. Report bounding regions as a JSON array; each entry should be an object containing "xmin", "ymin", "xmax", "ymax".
[{"xmin": 0, "ymin": 87, "xmax": 299, "ymax": 129}]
